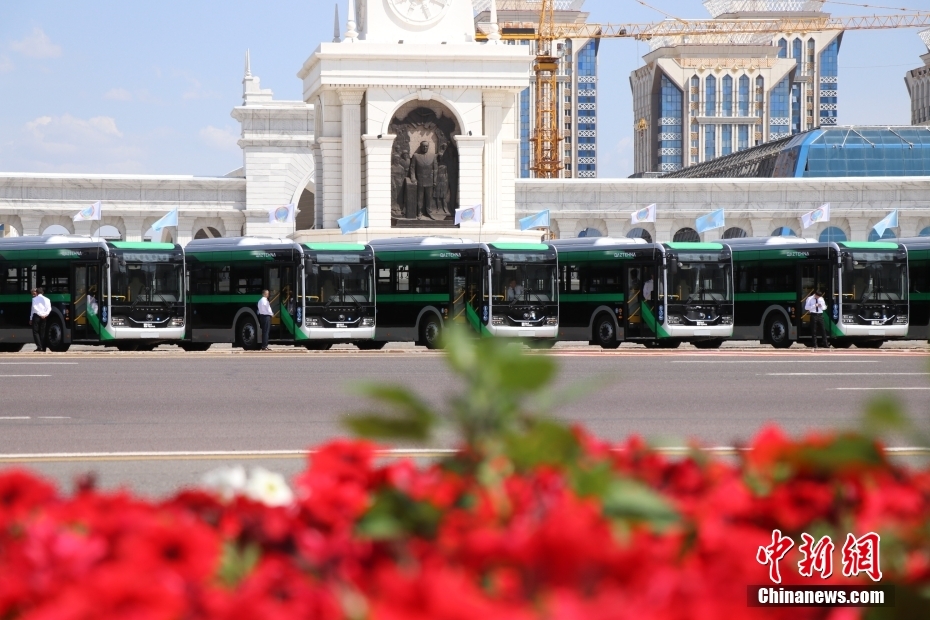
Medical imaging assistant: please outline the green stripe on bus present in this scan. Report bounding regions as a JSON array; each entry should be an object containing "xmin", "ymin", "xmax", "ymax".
[
  {"xmin": 110, "ymin": 242, "xmax": 176, "ymax": 250},
  {"xmin": 733, "ymin": 250, "xmax": 826, "ymax": 262},
  {"xmin": 839, "ymin": 242, "xmax": 899, "ymax": 250},
  {"xmin": 734, "ymin": 293, "xmax": 796, "ymax": 302},
  {"xmin": 186, "ymin": 251, "xmax": 286, "ymax": 262},
  {"xmin": 561, "ymin": 293, "xmax": 624, "ymax": 302},
  {"xmin": 641, "ymin": 303, "xmax": 670, "ymax": 339},
  {"xmin": 465, "ymin": 304, "xmax": 492, "ymax": 337},
  {"xmin": 376, "ymin": 294, "xmax": 450, "ymax": 303},
  {"xmin": 0, "ymin": 293, "xmax": 70, "ymax": 302},
  {"xmin": 374, "ymin": 251, "xmax": 468, "ymax": 262},
  {"xmin": 488, "ymin": 243, "xmax": 549, "ymax": 251},
  {"xmin": 666, "ymin": 242, "xmax": 723, "ymax": 250},
  {"xmin": 190, "ymin": 294, "xmax": 262, "ymax": 303},
  {"xmin": 86, "ymin": 308, "xmax": 114, "ymax": 341},
  {"xmin": 911, "ymin": 293, "xmax": 930, "ymax": 301},
  {"xmin": 304, "ymin": 243, "xmax": 367, "ymax": 251}
]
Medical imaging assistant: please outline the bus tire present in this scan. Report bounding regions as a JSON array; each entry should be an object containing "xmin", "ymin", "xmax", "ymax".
[
  {"xmin": 658, "ymin": 340, "xmax": 681, "ymax": 349},
  {"xmin": 0, "ymin": 344, "xmax": 24, "ymax": 353},
  {"xmin": 831, "ymin": 340, "xmax": 853, "ymax": 349},
  {"xmin": 356, "ymin": 341, "xmax": 386, "ymax": 351},
  {"xmin": 593, "ymin": 314, "xmax": 620, "ymax": 349},
  {"xmin": 304, "ymin": 342, "xmax": 332, "ymax": 351},
  {"xmin": 420, "ymin": 316, "xmax": 443, "ymax": 350},
  {"xmin": 117, "ymin": 343, "xmax": 139, "ymax": 352},
  {"xmin": 46, "ymin": 318, "xmax": 70, "ymax": 352},
  {"xmin": 237, "ymin": 317, "xmax": 259, "ymax": 351},
  {"xmin": 693, "ymin": 338, "xmax": 724, "ymax": 349},
  {"xmin": 765, "ymin": 315, "xmax": 792, "ymax": 349},
  {"xmin": 180, "ymin": 343, "xmax": 211, "ymax": 352},
  {"xmin": 856, "ymin": 340, "xmax": 884, "ymax": 349}
]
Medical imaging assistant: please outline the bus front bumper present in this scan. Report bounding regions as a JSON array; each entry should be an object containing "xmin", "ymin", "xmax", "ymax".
[
  {"xmin": 107, "ymin": 326, "xmax": 186, "ymax": 341},
  {"xmin": 300, "ymin": 327, "xmax": 376, "ymax": 341},
  {"xmin": 487, "ymin": 325, "xmax": 559, "ymax": 339},
  {"xmin": 839, "ymin": 324, "xmax": 908, "ymax": 339},
  {"xmin": 663, "ymin": 324, "xmax": 733, "ymax": 339}
]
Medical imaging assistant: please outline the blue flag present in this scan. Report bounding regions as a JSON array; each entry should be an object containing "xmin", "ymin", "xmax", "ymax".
[
  {"xmin": 519, "ymin": 210, "xmax": 550, "ymax": 231},
  {"xmin": 338, "ymin": 208, "xmax": 368, "ymax": 235},
  {"xmin": 695, "ymin": 209, "xmax": 725, "ymax": 234},
  {"xmin": 151, "ymin": 209, "xmax": 178, "ymax": 232},
  {"xmin": 872, "ymin": 210, "xmax": 898, "ymax": 239}
]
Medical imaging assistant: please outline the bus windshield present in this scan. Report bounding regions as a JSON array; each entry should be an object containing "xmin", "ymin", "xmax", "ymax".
[
  {"xmin": 111, "ymin": 259, "xmax": 184, "ymax": 304},
  {"xmin": 669, "ymin": 254, "xmax": 732, "ymax": 302},
  {"xmin": 307, "ymin": 261, "xmax": 373, "ymax": 304},
  {"xmin": 494, "ymin": 254, "xmax": 558, "ymax": 304},
  {"xmin": 843, "ymin": 253, "xmax": 907, "ymax": 302}
]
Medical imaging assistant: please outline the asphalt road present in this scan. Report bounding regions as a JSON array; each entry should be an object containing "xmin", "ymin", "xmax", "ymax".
[{"xmin": 1, "ymin": 343, "xmax": 927, "ymax": 497}]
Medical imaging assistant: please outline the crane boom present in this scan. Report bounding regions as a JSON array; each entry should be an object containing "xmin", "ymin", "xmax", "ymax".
[{"xmin": 529, "ymin": 0, "xmax": 562, "ymax": 178}]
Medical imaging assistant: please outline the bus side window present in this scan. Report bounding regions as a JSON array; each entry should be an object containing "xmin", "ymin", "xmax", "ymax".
[
  {"xmin": 736, "ymin": 263, "xmax": 757, "ymax": 293},
  {"xmin": 414, "ymin": 263, "xmax": 446, "ymax": 293},
  {"xmin": 396, "ymin": 265, "xmax": 410, "ymax": 292},
  {"xmin": 37, "ymin": 263, "xmax": 69, "ymax": 294},
  {"xmin": 559, "ymin": 265, "xmax": 581, "ymax": 293},
  {"xmin": 192, "ymin": 265, "xmax": 214, "ymax": 295},
  {"xmin": 216, "ymin": 266, "xmax": 230, "ymax": 293},
  {"xmin": 234, "ymin": 265, "xmax": 262, "ymax": 294},
  {"xmin": 586, "ymin": 265, "xmax": 620, "ymax": 294},
  {"xmin": 377, "ymin": 267, "xmax": 392, "ymax": 294},
  {"xmin": 1, "ymin": 264, "xmax": 21, "ymax": 294}
]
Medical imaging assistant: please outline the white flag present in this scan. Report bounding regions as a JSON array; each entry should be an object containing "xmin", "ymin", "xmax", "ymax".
[
  {"xmin": 455, "ymin": 204, "xmax": 482, "ymax": 225},
  {"xmin": 268, "ymin": 204, "xmax": 296, "ymax": 224},
  {"xmin": 800, "ymin": 203, "xmax": 830, "ymax": 229},
  {"xmin": 73, "ymin": 201, "xmax": 102, "ymax": 222},
  {"xmin": 631, "ymin": 204, "xmax": 656, "ymax": 225}
]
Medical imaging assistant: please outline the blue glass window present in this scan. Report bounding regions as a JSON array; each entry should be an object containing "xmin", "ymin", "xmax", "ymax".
[
  {"xmin": 577, "ymin": 41, "xmax": 597, "ymax": 175},
  {"xmin": 792, "ymin": 39, "xmax": 802, "ymax": 66},
  {"xmin": 769, "ymin": 76, "xmax": 790, "ymax": 138},
  {"xmin": 819, "ymin": 227, "xmax": 847, "ymax": 243},
  {"xmin": 778, "ymin": 39, "xmax": 788, "ymax": 58},
  {"xmin": 721, "ymin": 125, "xmax": 733, "ymax": 156},
  {"xmin": 519, "ymin": 87, "xmax": 530, "ymax": 178},
  {"xmin": 705, "ymin": 75, "xmax": 716, "ymax": 117},
  {"xmin": 658, "ymin": 75, "xmax": 683, "ymax": 172},
  {"xmin": 800, "ymin": 127, "xmax": 930, "ymax": 178},
  {"xmin": 755, "ymin": 76, "xmax": 764, "ymax": 119},
  {"xmin": 819, "ymin": 38, "xmax": 840, "ymax": 126},
  {"xmin": 919, "ymin": 226, "xmax": 930, "ymax": 237},
  {"xmin": 737, "ymin": 125, "xmax": 749, "ymax": 151},
  {"xmin": 772, "ymin": 227, "xmax": 798, "ymax": 237},
  {"xmin": 791, "ymin": 83, "xmax": 801, "ymax": 135},
  {"xmin": 704, "ymin": 125, "xmax": 716, "ymax": 161},
  {"xmin": 868, "ymin": 228, "xmax": 897, "ymax": 242},
  {"xmin": 722, "ymin": 75, "xmax": 733, "ymax": 117},
  {"xmin": 738, "ymin": 75, "xmax": 749, "ymax": 117}
]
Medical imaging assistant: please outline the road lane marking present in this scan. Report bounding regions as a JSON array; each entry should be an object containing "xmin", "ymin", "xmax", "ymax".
[
  {"xmin": 38, "ymin": 416, "xmax": 71, "ymax": 419},
  {"xmin": 0, "ymin": 417, "xmax": 30, "ymax": 420},
  {"xmin": 0, "ymin": 375, "xmax": 51, "ymax": 377},
  {"xmin": 0, "ymin": 362, "xmax": 76, "ymax": 365},
  {"xmin": 673, "ymin": 360, "xmax": 877, "ymax": 364},
  {"xmin": 836, "ymin": 387, "xmax": 930, "ymax": 391},
  {"xmin": 767, "ymin": 373, "xmax": 929, "ymax": 376}
]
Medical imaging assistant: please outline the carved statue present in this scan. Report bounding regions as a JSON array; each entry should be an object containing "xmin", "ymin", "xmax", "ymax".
[
  {"xmin": 390, "ymin": 144, "xmax": 408, "ymax": 218},
  {"xmin": 408, "ymin": 141, "xmax": 438, "ymax": 219},
  {"xmin": 433, "ymin": 143, "xmax": 450, "ymax": 217}
]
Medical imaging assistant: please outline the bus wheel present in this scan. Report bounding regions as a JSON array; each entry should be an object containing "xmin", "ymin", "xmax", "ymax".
[
  {"xmin": 658, "ymin": 340, "xmax": 681, "ymax": 349},
  {"xmin": 180, "ymin": 343, "xmax": 212, "ymax": 352},
  {"xmin": 46, "ymin": 318, "xmax": 70, "ymax": 352},
  {"xmin": 421, "ymin": 316, "xmax": 443, "ymax": 350},
  {"xmin": 116, "ymin": 343, "xmax": 139, "ymax": 352},
  {"xmin": 856, "ymin": 340, "xmax": 884, "ymax": 349},
  {"xmin": 693, "ymin": 338, "xmax": 724, "ymax": 349},
  {"xmin": 305, "ymin": 342, "xmax": 332, "ymax": 351},
  {"xmin": 594, "ymin": 315, "xmax": 620, "ymax": 349},
  {"xmin": 0, "ymin": 344, "xmax": 24, "ymax": 353},
  {"xmin": 356, "ymin": 341, "xmax": 386, "ymax": 351},
  {"xmin": 765, "ymin": 315, "xmax": 792, "ymax": 349},
  {"xmin": 237, "ymin": 318, "xmax": 259, "ymax": 350},
  {"xmin": 831, "ymin": 340, "xmax": 853, "ymax": 349}
]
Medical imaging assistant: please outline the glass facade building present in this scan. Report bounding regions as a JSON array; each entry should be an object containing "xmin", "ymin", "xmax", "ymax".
[
  {"xmin": 577, "ymin": 41, "xmax": 597, "ymax": 177},
  {"xmin": 659, "ymin": 76, "xmax": 684, "ymax": 172}
]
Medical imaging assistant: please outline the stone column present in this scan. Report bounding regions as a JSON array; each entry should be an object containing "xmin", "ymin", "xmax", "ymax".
[
  {"xmin": 339, "ymin": 89, "xmax": 365, "ymax": 218},
  {"xmin": 317, "ymin": 137, "xmax": 343, "ymax": 229},
  {"xmin": 453, "ymin": 135, "xmax": 486, "ymax": 220},
  {"xmin": 20, "ymin": 215, "xmax": 42, "ymax": 236},
  {"xmin": 653, "ymin": 219, "xmax": 674, "ymax": 243},
  {"xmin": 482, "ymin": 92, "xmax": 507, "ymax": 224},
  {"xmin": 362, "ymin": 134, "xmax": 395, "ymax": 230},
  {"xmin": 122, "ymin": 217, "xmax": 145, "ymax": 242}
]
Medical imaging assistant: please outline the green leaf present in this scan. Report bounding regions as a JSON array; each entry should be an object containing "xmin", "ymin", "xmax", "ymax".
[
  {"xmin": 357, "ymin": 489, "xmax": 442, "ymax": 541},
  {"xmin": 862, "ymin": 395, "xmax": 911, "ymax": 437},
  {"xmin": 345, "ymin": 385, "xmax": 437, "ymax": 442},
  {"xmin": 601, "ymin": 479, "xmax": 680, "ymax": 530},
  {"xmin": 504, "ymin": 420, "xmax": 581, "ymax": 471},
  {"xmin": 217, "ymin": 541, "xmax": 261, "ymax": 588}
]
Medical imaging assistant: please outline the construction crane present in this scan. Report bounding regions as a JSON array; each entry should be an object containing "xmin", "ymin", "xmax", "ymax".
[{"xmin": 491, "ymin": 7, "xmax": 930, "ymax": 178}]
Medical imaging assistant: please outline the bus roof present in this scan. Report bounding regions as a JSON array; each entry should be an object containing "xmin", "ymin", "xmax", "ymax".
[
  {"xmin": 897, "ymin": 237, "xmax": 930, "ymax": 250},
  {"xmin": 368, "ymin": 237, "xmax": 475, "ymax": 249},
  {"xmin": 837, "ymin": 241, "xmax": 900, "ymax": 250},
  {"xmin": 185, "ymin": 237, "xmax": 296, "ymax": 252},
  {"xmin": 487, "ymin": 242, "xmax": 549, "ymax": 251},
  {"xmin": 110, "ymin": 241, "xmax": 177, "ymax": 251},
  {"xmin": 0, "ymin": 235, "xmax": 107, "ymax": 251},
  {"xmin": 665, "ymin": 242, "xmax": 725, "ymax": 251},
  {"xmin": 549, "ymin": 237, "xmax": 649, "ymax": 249},
  {"xmin": 303, "ymin": 243, "xmax": 368, "ymax": 252}
]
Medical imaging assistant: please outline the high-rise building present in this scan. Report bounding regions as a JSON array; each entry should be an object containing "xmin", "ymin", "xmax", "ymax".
[
  {"xmin": 630, "ymin": 0, "xmax": 842, "ymax": 175},
  {"xmin": 474, "ymin": 1, "xmax": 599, "ymax": 178},
  {"xmin": 905, "ymin": 30, "xmax": 930, "ymax": 126}
]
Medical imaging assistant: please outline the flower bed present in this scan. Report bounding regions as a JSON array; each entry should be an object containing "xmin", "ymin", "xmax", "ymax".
[{"xmin": 1, "ymin": 332, "xmax": 928, "ymax": 618}]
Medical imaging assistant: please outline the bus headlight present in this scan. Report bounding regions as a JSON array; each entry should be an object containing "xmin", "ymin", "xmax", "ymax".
[
  {"xmin": 667, "ymin": 315, "xmax": 681, "ymax": 325},
  {"xmin": 720, "ymin": 316, "xmax": 733, "ymax": 325},
  {"xmin": 362, "ymin": 317, "xmax": 375, "ymax": 327},
  {"xmin": 110, "ymin": 317, "xmax": 126, "ymax": 327},
  {"xmin": 492, "ymin": 316, "xmax": 505, "ymax": 326},
  {"xmin": 305, "ymin": 317, "xmax": 320, "ymax": 327},
  {"xmin": 546, "ymin": 316, "xmax": 558, "ymax": 326},
  {"xmin": 170, "ymin": 318, "xmax": 184, "ymax": 327}
]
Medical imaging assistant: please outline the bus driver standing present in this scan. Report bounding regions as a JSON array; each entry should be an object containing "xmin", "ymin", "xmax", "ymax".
[
  {"xmin": 257, "ymin": 290, "xmax": 273, "ymax": 351},
  {"xmin": 805, "ymin": 290, "xmax": 829, "ymax": 350},
  {"xmin": 29, "ymin": 287, "xmax": 52, "ymax": 352}
]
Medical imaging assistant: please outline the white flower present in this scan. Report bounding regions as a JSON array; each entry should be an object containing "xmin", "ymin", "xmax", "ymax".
[
  {"xmin": 202, "ymin": 465, "xmax": 247, "ymax": 500},
  {"xmin": 244, "ymin": 467, "xmax": 294, "ymax": 507}
]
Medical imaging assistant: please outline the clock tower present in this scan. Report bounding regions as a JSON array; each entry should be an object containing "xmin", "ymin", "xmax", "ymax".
[{"xmin": 362, "ymin": 0, "xmax": 476, "ymax": 44}]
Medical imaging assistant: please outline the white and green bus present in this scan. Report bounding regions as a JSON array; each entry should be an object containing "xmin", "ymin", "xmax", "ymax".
[
  {"xmin": 551, "ymin": 238, "xmax": 734, "ymax": 349},
  {"xmin": 369, "ymin": 237, "xmax": 559, "ymax": 348},
  {"xmin": 0, "ymin": 235, "xmax": 186, "ymax": 352},
  {"xmin": 724, "ymin": 237, "xmax": 909, "ymax": 348},
  {"xmin": 185, "ymin": 237, "xmax": 375, "ymax": 350}
]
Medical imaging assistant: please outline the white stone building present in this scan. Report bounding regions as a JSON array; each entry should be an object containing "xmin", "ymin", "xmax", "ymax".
[{"xmin": 906, "ymin": 30, "xmax": 930, "ymax": 126}]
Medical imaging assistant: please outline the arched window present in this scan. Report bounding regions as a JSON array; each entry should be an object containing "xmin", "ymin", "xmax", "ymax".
[
  {"xmin": 771, "ymin": 227, "xmax": 798, "ymax": 237},
  {"xmin": 807, "ymin": 38, "xmax": 815, "ymax": 64},
  {"xmin": 95, "ymin": 225, "xmax": 121, "ymax": 240},
  {"xmin": 627, "ymin": 228, "xmax": 653, "ymax": 243},
  {"xmin": 868, "ymin": 228, "xmax": 896, "ymax": 242},
  {"xmin": 792, "ymin": 39, "xmax": 802, "ymax": 66},
  {"xmin": 577, "ymin": 228, "xmax": 603, "ymax": 238},
  {"xmin": 738, "ymin": 75, "xmax": 749, "ymax": 117},
  {"xmin": 723, "ymin": 227, "xmax": 748, "ymax": 239},
  {"xmin": 194, "ymin": 227, "xmax": 222, "ymax": 240},
  {"xmin": 673, "ymin": 228, "xmax": 700, "ymax": 243},
  {"xmin": 722, "ymin": 75, "xmax": 733, "ymax": 117},
  {"xmin": 919, "ymin": 226, "xmax": 930, "ymax": 237},
  {"xmin": 755, "ymin": 76, "xmax": 764, "ymax": 120},
  {"xmin": 819, "ymin": 227, "xmax": 847, "ymax": 243},
  {"xmin": 778, "ymin": 38, "xmax": 788, "ymax": 58},
  {"xmin": 42, "ymin": 224, "xmax": 70, "ymax": 236},
  {"xmin": 705, "ymin": 75, "xmax": 716, "ymax": 116}
]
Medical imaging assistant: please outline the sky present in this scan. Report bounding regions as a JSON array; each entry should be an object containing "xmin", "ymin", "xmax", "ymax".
[{"xmin": 1, "ymin": 0, "xmax": 928, "ymax": 179}]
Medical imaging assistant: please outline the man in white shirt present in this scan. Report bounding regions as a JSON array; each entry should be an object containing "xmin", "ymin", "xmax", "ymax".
[
  {"xmin": 30, "ymin": 287, "xmax": 52, "ymax": 352},
  {"xmin": 506, "ymin": 279, "xmax": 524, "ymax": 302},
  {"xmin": 257, "ymin": 289, "xmax": 273, "ymax": 351},
  {"xmin": 804, "ymin": 290, "xmax": 829, "ymax": 350}
]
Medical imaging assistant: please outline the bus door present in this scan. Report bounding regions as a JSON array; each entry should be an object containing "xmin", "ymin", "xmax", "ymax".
[
  {"xmin": 264, "ymin": 263, "xmax": 295, "ymax": 341},
  {"xmin": 451, "ymin": 263, "xmax": 484, "ymax": 332},
  {"xmin": 71, "ymin": 263, "xmax": 100, "ymax": 342},
  {"xmin": 797, "ymin": 262, "xmax": 832, "ymax": 341},
  {"xmin": 625, "ymin": 264, "xmax": 657, "ymax": 340}
]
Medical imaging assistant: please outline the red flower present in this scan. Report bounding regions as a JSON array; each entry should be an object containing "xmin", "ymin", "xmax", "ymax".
[{"xmin": 0, "ymin": 470, "xmax": 57, "ymax": 530}]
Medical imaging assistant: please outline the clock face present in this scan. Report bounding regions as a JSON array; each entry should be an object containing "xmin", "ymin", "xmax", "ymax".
[{"xmin": 387, "ymin": 0, "xmax": 452, "ymax": 26}]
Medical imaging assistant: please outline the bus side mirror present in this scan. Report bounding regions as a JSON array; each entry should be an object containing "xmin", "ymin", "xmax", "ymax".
[
  {"xmin": 844, "ymin": 255, "xmax": 853, "ymax": 272},
  {"xmin": 668, "ymin": 258, "xmax": 678, "ymax": 276},
  {"xmin": 493, "ymin": 257, "xmax": 502, "ymax": 275}
]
